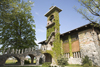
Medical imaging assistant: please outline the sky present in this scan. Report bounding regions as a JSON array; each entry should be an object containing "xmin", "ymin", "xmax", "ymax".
[{"xmin": 30, "ymin": 0, "xmax": 90, "ymax": 48}]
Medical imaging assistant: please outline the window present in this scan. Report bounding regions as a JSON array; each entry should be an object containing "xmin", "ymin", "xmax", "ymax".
[
  {"xmin": 63, "ymin": 36, "xmax": 69, "ymax": 43},
  {"xmin": 50, "ymin": 15, "xmax": 54, "ymax": 22},
  {"xmin": 71, "ymin": 34, "xmax": 78, "ymax": 41},
  {"xmin": 50, "ymin": 42, "xmax": 53, "ymax": 46}
]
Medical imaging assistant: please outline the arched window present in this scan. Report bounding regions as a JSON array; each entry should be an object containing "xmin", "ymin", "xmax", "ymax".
[
  {"xmin": 50, "ymin": 42, "xmax": 53, "ymax": 46},
  {"xmin": 49, "ymin": 15, "xmax": 54, "ymax": 22}
]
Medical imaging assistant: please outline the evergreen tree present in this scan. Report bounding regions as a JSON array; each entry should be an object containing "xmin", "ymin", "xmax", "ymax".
[
  {"xmin": 0, "ymin": 0, "xmax": 37, "ymax": 50},
  {"xmin": 75, "ymin": 0, "xmax": 100, "ymax": 23}
]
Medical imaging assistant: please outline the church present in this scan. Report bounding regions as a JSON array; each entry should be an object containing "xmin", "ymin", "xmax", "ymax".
[{"xmin": 39, "ymin": 6, "xmax": 100, "ymax": 66}]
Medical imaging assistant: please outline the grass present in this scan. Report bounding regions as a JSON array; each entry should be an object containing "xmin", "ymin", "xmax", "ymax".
[
  {"xmin": 1, "ymin": 66, "xmax": 83, "ymax": 67},
  {"xmin": 66, "ymin": 64, "xmax": 83, "ymax": 67},
  {"xmin": 5, "ymin": 60, "xmax": 17, "ymax": 64},
  {"xmin": 0, "ymin": 66, "xmax": 41, "ymax": 67},
  {"xmin": 5, "ymin": 59, "xmax": 36, "ymax": 64},
  {"xmin": 5, "ymin": 59, "xmax": 83, "ymax": 67},
  {"xmin": 1, "ymin": 64, "xmax": 83, "ymax": 67}
]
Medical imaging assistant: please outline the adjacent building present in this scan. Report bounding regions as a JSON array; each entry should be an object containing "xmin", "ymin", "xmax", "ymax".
[{"xmin": 39, "ymin": 6, "xmax": 100, "ymax": 66}]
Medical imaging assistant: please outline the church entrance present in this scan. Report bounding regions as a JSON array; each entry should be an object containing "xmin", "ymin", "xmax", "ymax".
[{"xmin": 44, "ymin": 53, "xmax": 52, "ymax": 62}]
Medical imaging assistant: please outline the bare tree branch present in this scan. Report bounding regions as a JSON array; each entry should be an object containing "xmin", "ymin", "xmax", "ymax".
[
  {"xmin": 81, "ymin": 0, "xmax": 100, "ymax": 16},
  {"xmin": 74, "ymin": 8, "xmax": 95, "ymax": 23}
]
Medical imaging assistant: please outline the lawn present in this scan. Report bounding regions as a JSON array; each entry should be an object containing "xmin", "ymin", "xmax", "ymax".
[
  {"xmin": 5, "ymin": 59, "xmax": 83, "ymax": 67},
  {"xmin": 1, "ymin": 64, "xmax": 84, "ymax": 67},
  {"xmin": 1, "ymin": 66, "xmax": 83, "ymax": 67},
  {"xmin": 66, "ymin": 64, "xmax": 83, "ymax": 67},
  {"xmin": 5, "ymin": 59, "xmax": 36, "ymax": 64},
  {"xmin": 1, "ymin": 64, "xmax": 83, "ymax": 67},
  {"xmin": 0, "ymin": 66, "xmax": 41, "ymax": 67},
  {"xmin": 5, "ymin": 59, "xmax": 17, "ymax": 64}
]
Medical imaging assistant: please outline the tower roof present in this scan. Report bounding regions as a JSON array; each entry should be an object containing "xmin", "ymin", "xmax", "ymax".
[{"xmin": 45, "ymin": 6, "xmax": 62, "ymax": 17}]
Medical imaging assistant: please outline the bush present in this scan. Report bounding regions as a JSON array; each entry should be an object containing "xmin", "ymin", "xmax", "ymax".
[
  {"xmin": 82, "ymin": 55, "xmax": 92, "ymax": 66},
  {"xmin": 57, "ymin": 55, "xmax": 68, "ymax": 67},
  {"xmin": 42, "ymin": 62, "xmax": 51, "ymax": 67},
  {"xmin": 83, "ymin": 63, "xmax": 89, "ymax": 67},
  {"xmin": 24, "ymin": 60, "xmax": 30, "ymax": 64}
]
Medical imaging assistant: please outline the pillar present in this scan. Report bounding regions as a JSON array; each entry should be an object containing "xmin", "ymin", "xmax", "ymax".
[
  {"xmin": 12, "ymin": 49, "xmax": 14, "ymax": 54},
  {"xmin": 74, "ymin": 52, "xmax": 75, "ymax": 58},
  {"xmin": 76, "ymin": 52, "xmax": 77, "ymax": 58},
  {"xmin": 7, "ymin": 48, "xmax": 10, "ymax": 54},
  {"xmin": 36, "ymin": 56, "xmax": 40, "ymax": 65},
  {"xmin": 78, "ymin": 52, "xmax": 80, "ymax": 58},
  {"xmin": 20, "ymin": 58, "xmax": 24, "ymax": 66},
  {"xmin": 18, "ymin": 49, "xmax": 20, "ymax": 54},
  {"xmin": 15, "ymin": 49, "xmax": 17, "ymax": 54},
  {"xmin": 21, "ymin": 49, "xmax": 23, "ymax": 54},
  {"xmin": 66, "ymin": 53, "xmax": 67, "ymax": 57},
  {"xmin": 68, "ymin": 53, "xmax": 69, "ymax": 58}
]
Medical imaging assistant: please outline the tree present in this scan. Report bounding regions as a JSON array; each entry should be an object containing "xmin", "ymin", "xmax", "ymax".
[
  {"xmin": 75, "ymin": 0, "xmax": 100, "ymax": 23},
  {"xmin": 0, "ymin": 0, "xmax": 37, "ymax": 50}
]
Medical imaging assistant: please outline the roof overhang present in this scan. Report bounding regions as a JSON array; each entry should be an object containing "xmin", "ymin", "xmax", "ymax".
[
  {"xmin": 45, "ymin": 6, "xmax": 62, "ymax": 17},
  {"xmin": 60, "ymin": 22, "xmax": 99, "ymax": 37}
]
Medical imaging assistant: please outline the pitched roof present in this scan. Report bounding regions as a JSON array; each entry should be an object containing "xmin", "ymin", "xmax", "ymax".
[
  {"xmin": 60, "ymin": 22, "xmax": 100, "ymax": 36},
  {"xmin": 39, "ymin": 22, "xmax": 100, "ymax": 44}
]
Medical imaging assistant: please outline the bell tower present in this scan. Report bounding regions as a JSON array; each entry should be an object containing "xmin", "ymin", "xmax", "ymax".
[
  {"xmin": 39, "ymin": 6, "xmax": 62, "ymax": 65},
  {"xmin": 45, "ymin": 6, "xmax": 62, "ymax": 39}
]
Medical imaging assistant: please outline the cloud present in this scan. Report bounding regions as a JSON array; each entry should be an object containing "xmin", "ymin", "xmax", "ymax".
[{"xmin": 35, "ymin": 12, "xmax": 39, "ymax": 16}]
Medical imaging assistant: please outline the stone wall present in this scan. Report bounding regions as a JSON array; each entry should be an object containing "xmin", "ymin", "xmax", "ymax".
[
  {"xmin": 78, "ymin": 29, "xmax": 100, "ymax": 66},
  {"xmin": 68, "ymin": 57, "xmax": 82, "ymax": 65}
]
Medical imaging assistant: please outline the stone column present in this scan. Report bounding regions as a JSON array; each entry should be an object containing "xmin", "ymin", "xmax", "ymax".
[
  {"xmin": 78, "ymin": 52, "xmax": 80, "ymax": 58},
  {"xmin": 74, "ymin": 52, "xmax": 75, "ymax": 58},
  {"xmin": 68, "ymin": 53, "xmax": 69, "ymax": 58},
  {"xmin": 76, "ymin": 52, "xmax": 77, "ymax": 58},
  {"xmin": 32, "ymin": 47, "xmax": 34, "ymax": 51},
  {"xmin": 21, "ymin": 49, "xmax": 23, "ymax": 54},
  {"xmin": 15, "ymin": 49, "xmax": 18, "ymax": 54},
  {"xmin": 18, "ymin": 49, "xmax": 20, "ymax": 54},
  {"xmin": 12, "ymin": 49, "xmax": 14, "ymax": 54},
  {"xmin": 29, "ymin": 48, "xmax": 31, "ymax": 52},
  {"xmin": 42, "ymin": 54, "xmax": 45, "ymax": 63},
  {"xmin": 25, "ymin": 48, "xmax": 27, "ymax": 52},
  {"xmin": 7, "ymin": 48, "xmax": 10, "ymax": 54},
  {"xmin": 20, "ymin": 58, "xmax": 24, "ymax": 66},
  {"xmin": 66, "ymin": 53, "xmax": 67, "ymax": 57},
  {"xmin": 36, "ymin": 56, "xmax": 40, "ymax": 65}
]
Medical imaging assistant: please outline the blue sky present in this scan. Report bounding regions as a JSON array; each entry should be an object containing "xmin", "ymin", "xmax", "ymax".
[{"xmin": 31, "ymin": 0, "xmax": 90, "ymax": 47}]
